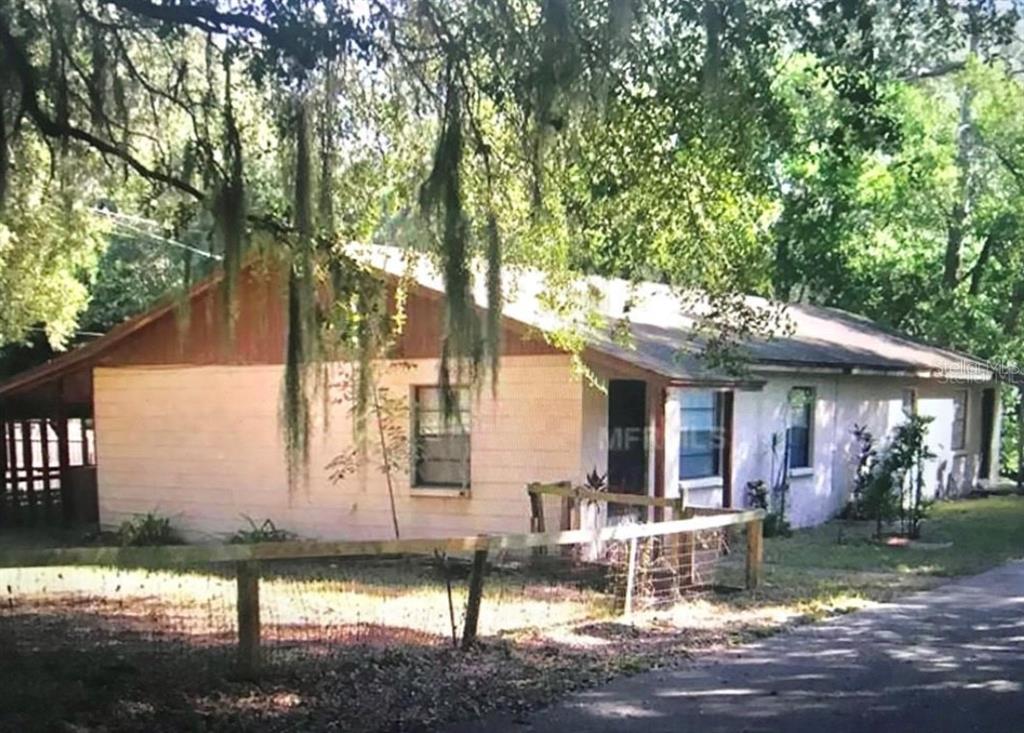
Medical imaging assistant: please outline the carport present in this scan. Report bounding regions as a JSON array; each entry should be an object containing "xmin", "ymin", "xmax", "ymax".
[{"xmin": 0, "ymin": 361, "xmax": 98, "ymax": 527}]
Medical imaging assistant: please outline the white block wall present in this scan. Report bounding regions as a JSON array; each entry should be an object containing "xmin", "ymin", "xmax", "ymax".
[{"xmin": 666, "ymin": 375, "xmax": 997, "ymax": 528}]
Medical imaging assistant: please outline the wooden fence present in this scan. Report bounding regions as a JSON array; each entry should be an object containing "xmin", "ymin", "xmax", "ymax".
[
  {"xmin": 527, "ymin": 481, "xmax": 762, "ymax": 595},
  {"xmin": 0, "ymin": 501, "xmax": 764, "ymax": 676},
  {"xmin": 527, "ymin": 480, "xmax": 693, "ymax": 531}
]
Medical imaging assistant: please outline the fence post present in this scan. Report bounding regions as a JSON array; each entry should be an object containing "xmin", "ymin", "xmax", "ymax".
[
  {"xmin": 623, "ymin": 536, "xmax": 639, "ymax": 617},
  {"xmin": 236, "ymin": 560, "xmax": 261, "ymax": 676},
  {"xmin": 670, "ymin": 497, "xmax": 684, "ymax": 520},
  {"xmin": 527, "ymin": 484, "xmax": 547, "ymax": 557},
  {"xmin": 461, "ymin": 545, "xmax": 489, "ymax": 650},
  {"xmin": 745, "ymin": 518, "xmax": 764, "ymax": 590},
  {"xmin": 678, "ymin": 507, "xmax": 696, "ymax": 589}
]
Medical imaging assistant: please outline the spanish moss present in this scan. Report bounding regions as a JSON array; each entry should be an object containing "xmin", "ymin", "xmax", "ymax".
[
  {"xmin": 420, "ymin": 84, "xmax": 483, "ymax": 417},
  {"xmin": 283, "ymin": 97, "xmax": 316, "ymax": 492},
  {"xmin": 485, "ymin": 211, "xmax": 502, "ymax": 392},
  {"xmin": 214, "ymin": 56, "xmax": 246, "ymax": 342}
]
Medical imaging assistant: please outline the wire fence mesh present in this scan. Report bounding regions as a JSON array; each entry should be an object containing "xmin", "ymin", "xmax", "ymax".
[
  {"xmin": 0, "ymin": 518, "xmax": 762, "ymax": 732},
  {"xmin": 0, "ymin": 528, "xmax": 750, "ymax": 671}
]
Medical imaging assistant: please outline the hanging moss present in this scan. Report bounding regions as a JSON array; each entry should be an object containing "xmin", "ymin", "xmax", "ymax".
[
  {"xmin": 214, "ymin": 55, "xmax": 246, "ymax": 343},
  {"xmin": 420, "ymin": 84, "xmax": 485, "ymax": 417},
  {"xmin": 283, "ymin": 268, "xmax": 310, "ymax": 490},
  {"xmin": 484, "ymin": 211, "xmax": 502, "ymax": 392},
  {"xmin": 282, "ymin": 98, "xmax": 316, "ymax": 492}
]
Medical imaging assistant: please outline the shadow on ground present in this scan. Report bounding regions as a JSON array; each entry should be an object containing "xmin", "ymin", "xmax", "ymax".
[{"xmin": 447, "ymin": 561, "xmax": 1024, "ymax": 733}]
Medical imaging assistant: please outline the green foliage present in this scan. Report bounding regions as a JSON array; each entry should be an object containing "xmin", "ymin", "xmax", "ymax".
[
  {"xmin": 773, "ymin": 18, "xmax": 1024, "ymax": 464},
  {"xmin": 4, "ymin": 0, "xmax": 1023, "ymax": 482},
  {"xmin": 229, "ymin": 516, "xmax": 298, "ymax": 544},
  {"xmin": 80, "ymin": 233, "xmax": 192, "ymax": 332},
  {"xmin": 859, "ymin": 415, "xmax": 936, "ymax": 539},
  {"xmin": 746, "ymin": 479, "xmax": 791, "ymax": 538},
  {"xmin": 0, "ymin": 141, "xmax": 105, "ymax": 348},
  {"xmin": 116, "ymin": 512, "xmax": 181, "ymax": 547},
  {"xmin": 843, "ymin": 423, "xmax": 879, "ymax": 520},
  {"xmin": 861, "ymin": 459, "xmax": 901, "ymax": 537}
]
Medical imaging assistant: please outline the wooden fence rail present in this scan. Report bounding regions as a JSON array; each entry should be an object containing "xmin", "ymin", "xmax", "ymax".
[
  {"xmin": 0, "ymin": 507, "xmax": 765, "ymax": 675},
  {"xmin": 527, "ymin": 481, "xmax": 691, "ymax": 532}
]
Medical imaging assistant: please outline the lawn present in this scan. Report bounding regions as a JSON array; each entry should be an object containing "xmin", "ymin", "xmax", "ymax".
[
  {"xmin": 718, "ymin": 493, "xmax": 1024, "ymax": 622},
  {"xmin": 1, "ymin": 494, "xmax": 1022, "ymax": 732}
]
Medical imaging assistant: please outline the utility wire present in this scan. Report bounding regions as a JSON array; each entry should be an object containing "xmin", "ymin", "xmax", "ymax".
[{"xmin": 91, "ymin": 207, "xmax": 223, "ymax": 261}]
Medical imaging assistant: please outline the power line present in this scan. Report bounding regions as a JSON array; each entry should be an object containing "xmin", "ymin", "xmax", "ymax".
[{"xmin": 91, "ymin": 207, "xmax": 223, "ymax": 261}]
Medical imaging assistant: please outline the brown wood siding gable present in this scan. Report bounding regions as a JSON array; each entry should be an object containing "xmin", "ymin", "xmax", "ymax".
[{"xmin": 101, "ymin": 267, "xmax": 559, "ymax": 367}]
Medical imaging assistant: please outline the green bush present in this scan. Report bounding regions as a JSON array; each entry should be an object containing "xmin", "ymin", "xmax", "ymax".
[
  {"xmin": 117, "ymin": 512, "xmax": 182, "ymax": 546},
  {"xmin": 746, "ymin": 479, "xmax": 791, "ymax": 538},
  {"xmin": 763, "ymin": 512, "xmax": 792, "ymax": 538},
  {"xmin": 859, "ymin": 415, "xmax": 936, "ymax": 538},
  {"xmin": 229, "ymin": 516, "xmax": 298, "ymax": 544},
  {"xmin": 842, "ymin": 423, "xmax": 878, "ymax": 519}
]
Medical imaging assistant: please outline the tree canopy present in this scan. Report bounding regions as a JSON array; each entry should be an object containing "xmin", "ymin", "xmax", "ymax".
[{"xmin": 2, "ymin": 0, "xmax": 1024, "ymax": 476}]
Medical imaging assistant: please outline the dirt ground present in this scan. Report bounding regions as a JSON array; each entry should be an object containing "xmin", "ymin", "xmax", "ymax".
[
  {"xmin": 5, "ymin": 496, "xmax": 1021, "ymax": 732},
  {"xmin": 0, "ymin": 587, "xmax": 735, "ymax": 733}
]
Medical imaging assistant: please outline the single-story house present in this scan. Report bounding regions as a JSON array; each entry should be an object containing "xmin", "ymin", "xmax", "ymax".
[{"xmin": 0, "ymin": 245, "xmax": 1003, "ymax": 539}]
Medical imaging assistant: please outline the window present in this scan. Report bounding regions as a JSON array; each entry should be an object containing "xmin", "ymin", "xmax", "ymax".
[
  {"xmin": 679, "ymin": 390, "xmax": 726, "ymax": 480},
  {"xmin": 902, "ymin": 388, "xmax": 917, "ymax": 418},
  {"xmin": 413, "ymin": 386, "xmax": 470, "ymax": 488},
  {"xmin": 787, "ymin": 387, "xmax": 814, "ymax": 469},
  {"xmin": 951, "ymin": 390, "xmax": 968, "ymax": 451}
]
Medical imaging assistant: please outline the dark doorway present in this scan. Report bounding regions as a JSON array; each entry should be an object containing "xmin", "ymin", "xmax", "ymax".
[
  {"xmin": 721, "ymin": 390, "xmax": 735, "ymax": 508},
  {"xmin": 608, "ymin": 380, "xmax": 647, "ymax": 505},
  {"xmin": 980, "ymin": 388, "xmax": 996, "ymax": 480}
]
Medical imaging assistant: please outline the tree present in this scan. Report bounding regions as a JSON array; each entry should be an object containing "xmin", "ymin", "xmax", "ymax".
[
  {"xmin": 3, "ymin": 0, "xmax": 1000, "ymax": 482},
  {"xmin": 770, "ymin": 3, "xmax": 1024, "ymax": 475}
]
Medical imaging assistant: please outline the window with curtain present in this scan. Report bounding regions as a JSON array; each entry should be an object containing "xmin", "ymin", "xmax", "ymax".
[
  {"xmin": 679, "ymin": 390, "xmax": 725, "ymax": 480},
  {"xmin": 413, "ymin": 386, "xmax": 470, "ymax": 488},
  {"xmin": 787, "ymin": 387, "xmax": 814, "ymax": 469},
  {"xmin": 951, "ymin": 390, "xmax": 968, "ymax": 450}
]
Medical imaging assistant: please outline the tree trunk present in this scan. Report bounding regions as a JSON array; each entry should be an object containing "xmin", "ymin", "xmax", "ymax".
[
  {"xmin": 1018, "ymin": 387, "xmax": 1024, "ymax": 493},
  {"xmin": 702, "ymin": 1, "xmax": 722, "ymax": 109},
  {"xmin": 0, "ymin": 90, "xmax": 7, "ymax": 213},
  {"xmin": 943, "ymin": 26, "xmax": 979, "ymax": 289}
]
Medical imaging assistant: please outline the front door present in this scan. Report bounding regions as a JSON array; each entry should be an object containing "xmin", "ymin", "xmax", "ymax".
[
  {"xmin": 608, "ymin": 380, "xmax": 647, "ymax": 517},
  {"xmin": 980, "ymin": 388, "xmax": 996, "ymax": 480}
]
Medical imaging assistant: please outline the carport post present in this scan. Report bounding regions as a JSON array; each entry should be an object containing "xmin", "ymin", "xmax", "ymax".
[{"xmin": 55, "ymin": 381, "xmax": 73, "ymax": 526}]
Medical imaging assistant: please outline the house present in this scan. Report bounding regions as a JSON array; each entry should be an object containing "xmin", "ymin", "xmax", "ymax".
[{"xmin": 0, "ymin": 245, "xmax": 1003, "ymax": 539}]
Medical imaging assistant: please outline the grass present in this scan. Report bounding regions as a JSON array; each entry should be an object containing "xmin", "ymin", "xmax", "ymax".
[
  {"xmin": 1, "ymin": 494, "xmax": 1022, "ymax": 732},
  {"xmin": 711, "ymin": 493, "xmax": 1024, "ymax": 624}
]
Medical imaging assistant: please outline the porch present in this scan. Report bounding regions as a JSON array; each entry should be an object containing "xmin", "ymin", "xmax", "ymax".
[{"xmin": 593, "ymin": 376, "xmax": 743, "ymax": 520}]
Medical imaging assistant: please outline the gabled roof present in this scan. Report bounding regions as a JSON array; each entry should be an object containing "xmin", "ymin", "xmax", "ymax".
[
  {"xmin": 0, "ymin": 243, "xmax": 999, "ymax": 399},
  {"xmin": 354, "ymin": 244, "xmax": 998, "ymax": 384}
]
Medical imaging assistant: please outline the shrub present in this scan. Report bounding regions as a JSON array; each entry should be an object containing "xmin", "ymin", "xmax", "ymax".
[
  {"xmin": 117, "ymin": 512, "xmax": 181, "ymax": 546},
  {"xmin": 746, "ymin": 479, "xmax": 791, "ymax": 538},
  {"xmin": 858, "ymin": 415, "xmax": 936, "ymax": 538},
  {"xmin": 843, "ymin": 423, "xmax": 878, "ymax": 519},
  {"xmin": 861, "ymin": 462, "xmax": 900, "ymax": 537},
  {"xmin": 229, "ymin": 516, "xmax": 298, "ymax": 544},
  {"xmin": 764, "ymin": 512, "xmax": 792, "ymax": 538}
]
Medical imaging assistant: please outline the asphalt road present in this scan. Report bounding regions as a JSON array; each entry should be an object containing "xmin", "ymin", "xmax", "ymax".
[{"xmin": 446, "ymin": 560, "xmax": 1024, "ymax": 733}]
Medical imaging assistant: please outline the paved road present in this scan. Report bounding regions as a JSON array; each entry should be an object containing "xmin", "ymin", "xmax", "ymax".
[{"xmin": 447, "ymin": 561, "xmax": 1024, "ymax": 733}]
